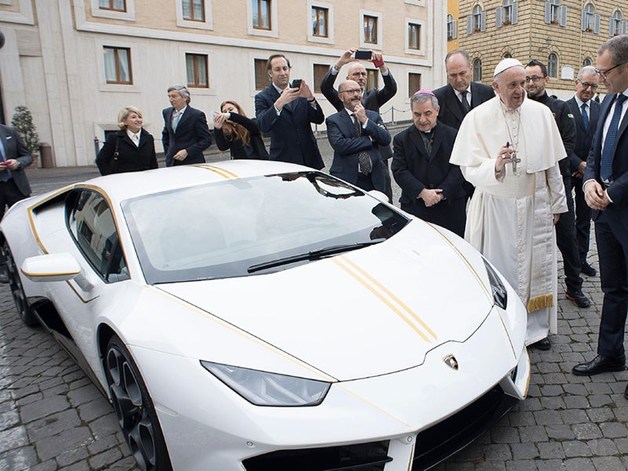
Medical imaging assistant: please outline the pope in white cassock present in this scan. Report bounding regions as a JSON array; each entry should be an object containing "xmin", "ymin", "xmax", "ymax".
[{"xmin": 450, "ymin": 58, "xmax": 568, "ymax": 350}]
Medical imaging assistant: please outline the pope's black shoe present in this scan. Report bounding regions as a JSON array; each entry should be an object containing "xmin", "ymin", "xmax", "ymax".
[
  {"xmin": 572, "ymin": 354, "xmax": 626, "ymax": 376},
  {"xmin": 530, "ymin": 337, "xmax": 551, "ymax": 351},
  {"xmin": 581, "ymin": 262, "xmax": 597, "ymax": 277},
  {"xmin": 566, "ymin": 289, "xmax": 591, "ymax": 308}
]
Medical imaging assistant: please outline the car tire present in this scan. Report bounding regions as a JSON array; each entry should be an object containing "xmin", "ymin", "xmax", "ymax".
[
  {"xmin": 1, "ymin": 240, "xmax": 38, "ymax": 326},
  {"xmin": 104, "ymin": 335, "xmax": 173, "ymax": 471}
]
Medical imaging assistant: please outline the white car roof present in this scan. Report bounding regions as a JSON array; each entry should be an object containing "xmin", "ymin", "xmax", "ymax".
[{"xmin": 84, "ymin": 160, "xmax": 310, "ymax": 202}]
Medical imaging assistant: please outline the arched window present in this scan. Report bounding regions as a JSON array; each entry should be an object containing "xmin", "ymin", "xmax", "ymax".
[
  {"xmin": 548, "ymin": 53, "xmax": 558, "ymax": 78},
  {"xmin": 610, "ymin": 10, "xmax": 627, "ymax": 36},
  {"xmin": 447, "ymin": 14, "xmax": 457, "ymax": 40},
  {"xmin": 503, "ymin": 52, "xmax": 512, "ymax": 59},
  {"xmin": 466, "ymin": 4, "xmax": 486, "ymax": 34},
  {"xmin": 545, "ymin": 0, "xmax": 566, "ymax": 27},
  {"xmin": 473, "ymin": 58, "xmax": 482, "ymax": 82},
  {"xmin": 582, "ymin": 3, "xmax": 599, "ymax": 33},
  {"xmin": 473, "ymin": 5, "xmax": 482, "ymax": 31},
  {"xmin": 583, "ymin": 57, "xmax": 592, "ymax": 67}
]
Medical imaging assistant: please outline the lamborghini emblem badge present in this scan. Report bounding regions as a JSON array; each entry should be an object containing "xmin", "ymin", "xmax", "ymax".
[{"xmin": 443, "ymin": 354, "xmax": 459, "ymax": 370}]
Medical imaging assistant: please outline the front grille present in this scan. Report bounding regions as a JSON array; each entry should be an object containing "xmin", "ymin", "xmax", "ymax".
[
  {"xmin": 412, "ymin": 386, "xmax": 518, "ymax": 470},
  {"xmin": 243, "ymin": 440, "xmax": 391, "ymax": 471}
]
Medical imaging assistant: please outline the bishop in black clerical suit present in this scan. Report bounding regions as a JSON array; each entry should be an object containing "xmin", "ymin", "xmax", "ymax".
[{"xmin": 392, "ymin": 91, "xmax": 466, "ymax": 237}]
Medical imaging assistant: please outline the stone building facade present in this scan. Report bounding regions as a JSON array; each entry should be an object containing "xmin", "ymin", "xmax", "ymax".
[
  {"xmin": 0, "ymin": 0, "xmax": 447, "ymax": 167},
  {"xmin": 452, "ymin": 0, "xmax": 624, "ymax": 98}
]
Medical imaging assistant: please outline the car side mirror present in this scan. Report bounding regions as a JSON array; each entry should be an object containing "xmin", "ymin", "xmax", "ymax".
[{"xmin": 21, "ymin": 253, "xmax": 81, "ymax": 283}]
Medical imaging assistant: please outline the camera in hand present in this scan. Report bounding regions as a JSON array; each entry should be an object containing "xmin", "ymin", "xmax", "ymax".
[
  {"xmin": 290, "ymin": 79, "xmax": 302, "ymax": 89},
  {"xmin": 354, "ymin": 50, "xmax": 372, "ymax": 60}
]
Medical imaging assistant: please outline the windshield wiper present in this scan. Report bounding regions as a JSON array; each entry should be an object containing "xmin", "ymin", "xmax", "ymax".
[{"xmin": 247, "ymin": 239, "xmax": 385, "ymax": 274}]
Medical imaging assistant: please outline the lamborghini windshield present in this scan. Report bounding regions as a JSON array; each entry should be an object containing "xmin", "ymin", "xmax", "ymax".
[{"xmin": 122, "ymin": 172, "xmax": 409, "ymax": 283}]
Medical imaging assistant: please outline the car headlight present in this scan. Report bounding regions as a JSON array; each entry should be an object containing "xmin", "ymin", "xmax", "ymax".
[
  {"xmin": 482, "ymin": 258, "xmax": 508, "ymax": 310},
  {"xmin": 201, "ymin": 361, "xmax": 331, "ymax": 406}
]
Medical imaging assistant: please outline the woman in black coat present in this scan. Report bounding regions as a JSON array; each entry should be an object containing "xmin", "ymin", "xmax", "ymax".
[
  {"xmin": 213, "ymin": 100, "xmax": 269, "ymax": 160},
  {"xmin": 96, "ymin": 106, "xmax": 158, "ymax": 175}
]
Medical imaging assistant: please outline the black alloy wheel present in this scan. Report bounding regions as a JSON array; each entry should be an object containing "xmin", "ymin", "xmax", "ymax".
[
  {"xmin": 1, "ymin": 240, "xmax": 37, "ymax": 326},
  {"xmin": 104, "ymin": 335, "xmax": 172, "ymax": 471}
]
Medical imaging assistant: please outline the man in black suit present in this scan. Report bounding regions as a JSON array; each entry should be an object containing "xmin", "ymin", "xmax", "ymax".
[
  {"xmin": 321, "ymin": 48, "xmax": 397, "ymax": 198},
  {"xmin": 255, "ymin": 54, "xmax": 325, "ymax": 169},
  {"xmin": 161, "ymin": 85, "xmax": 212, "ymax": 167},
  {"xmin": 566, "ymin": 66, "xmax": 601, "ymax": 277},
  {"xmin": 525, "ymin": 59, "xmax": 591, "ymax": 316},
  {"xmin": 326, "ymin": 80, "xmax": 391, "ymax": 193},
  {"xmin": 572, "ymin": 36, "xmax": 628, "ymax": 392},
  {"xmin": 0, "ymin": 124, "xmax": 32, "ymax": 282},
  {"xmin": 321, "ymin": 48, "xmax": 397, "ymax": 114},
  {"xmin": 432, "ymin": 50, "xmax": 494, "ymax": 131},
  {"xmin": 433, "ymin": 50, "xmax": 494, "ymax": 200},
  {"xmin": 391, "ymin": 90, "xmax": 466, "ymax": 237}
]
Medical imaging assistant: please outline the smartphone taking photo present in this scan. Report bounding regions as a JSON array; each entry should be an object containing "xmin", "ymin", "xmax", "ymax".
[
  {"xmin": 290, "ymin": 79, "xmax": 302, "ymax": 89},
  {"xmin": 354, "ymin": 50, "xmax": 372, "ymax": 60}
]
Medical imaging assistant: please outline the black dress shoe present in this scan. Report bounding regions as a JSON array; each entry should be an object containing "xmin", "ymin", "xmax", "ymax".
[
  {"xmin": 530, "ymin": 337, "xmax": 551, "ymax": 351},
  {"xmin": 572, "ymin": 354, "xmax": 626, "ymax": 376},
  {"xmin": 581, "ymin": 262, "xmax": 597, "ymax": 277},
  {"xmin": 566, "ymin": 289, "xmax": 591, "ymax": 308},
  {"xmin": 0, "ymin": 270, "xmax": 8, "ymax": 284}
]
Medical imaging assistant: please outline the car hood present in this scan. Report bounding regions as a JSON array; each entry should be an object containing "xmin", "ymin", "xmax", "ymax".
[{"xmin": 158, "ymin": 221, "xmax": 495, "ymax": 381}]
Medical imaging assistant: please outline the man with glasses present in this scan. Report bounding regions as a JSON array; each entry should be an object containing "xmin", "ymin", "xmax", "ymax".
[
  {"xmin": 450, "ymin": 58, "xmax": 567, "ymax": 351},
  {"xmin": 525, "ymin": 60, "xmax": 591, "ymax": 323},
  {"xmin": 326, "ymin": 80, "xmax": 391, "ymax": 193},
  {"xmin": 321, "ymin": 49, "xmax": 397, "ymax": 199},
  {"xmin": 566, "ymin": 66, "xmax": 601, "ymax": 278},
  {"xmin": 572, "ymin": 36, "xmax": 628, "ymax": 392}
]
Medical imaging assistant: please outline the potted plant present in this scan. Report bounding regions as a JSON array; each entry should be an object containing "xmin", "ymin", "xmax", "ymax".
[{"xmin": 11, "ymin": 105, "xmax": 40, "ymax": 167}]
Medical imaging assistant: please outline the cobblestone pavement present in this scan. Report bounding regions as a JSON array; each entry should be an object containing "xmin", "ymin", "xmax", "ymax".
[{"xmin": 1, "ymin": 155, "xmax": 627, "ymax": 470}]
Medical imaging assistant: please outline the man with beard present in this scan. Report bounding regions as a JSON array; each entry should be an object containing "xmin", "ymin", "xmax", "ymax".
[
  {"xmin": 525, "ymin": 59, "xmax": 591, "ymax": 320},
  {"xmin": 326, "ymin": 80, "xmax": 390, "ymax": 192},
  {"xmin": 450, "ymin": 58, "xmax": 568, "ymax": 349},
  {"xmin": 321, "ymin": 49, "xmax": 397, "ymax": 199}
]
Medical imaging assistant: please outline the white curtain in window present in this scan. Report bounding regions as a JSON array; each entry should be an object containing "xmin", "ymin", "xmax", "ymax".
[
  {"xmin": 104, "ymin": 48, "xmax": 116, "ymax": 81},
  {"xmin": 118, "ymin": 49, "xmax": 130, "ymax": 82}
]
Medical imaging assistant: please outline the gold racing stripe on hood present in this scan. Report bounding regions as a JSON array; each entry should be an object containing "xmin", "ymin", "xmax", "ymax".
[
  {"xmin": 199, "ymin": 164, "xmax": 239, "ymax": 180},
  {"xmin": 333, "ymin": 256, "xmax": 437, "ymax": 343}
]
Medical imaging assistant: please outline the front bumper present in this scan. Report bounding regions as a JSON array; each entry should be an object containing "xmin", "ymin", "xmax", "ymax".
[{"xmin": 131, "ymin": 306, "xmax": 530, "ymax": 471}]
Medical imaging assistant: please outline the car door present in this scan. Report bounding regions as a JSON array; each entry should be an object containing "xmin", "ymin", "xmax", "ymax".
[{"xmin": 51, "ymin": 189, "xmax": 131, "ymax": 384}]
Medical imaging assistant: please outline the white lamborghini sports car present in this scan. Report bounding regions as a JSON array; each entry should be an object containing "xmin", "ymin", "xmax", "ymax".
[{"xmin": 0, "ymin": 160, "xmax": 530, "ymax": 471}]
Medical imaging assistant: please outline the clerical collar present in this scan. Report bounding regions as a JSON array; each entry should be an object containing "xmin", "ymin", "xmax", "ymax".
[{"xmin": 499, "ymin": 99, "xmax": 521, "ymax": 114}]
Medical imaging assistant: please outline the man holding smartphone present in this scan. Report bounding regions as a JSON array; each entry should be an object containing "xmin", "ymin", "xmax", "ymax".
[
  {"xmin": 320, "ymin": 48, "xmax": 398, "ymax": 198},
  {"xmin": 255, "ymin": 54, "xmax": 325, "ymax": 169}
]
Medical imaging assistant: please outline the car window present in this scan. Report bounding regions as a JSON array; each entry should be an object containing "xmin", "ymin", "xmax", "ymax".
[
  {"xmin": 122, "ymin": 172, "xmax": 408, "ymax": 283},
  {"xmin": 123, "ymin": 172, "xmax": 409, "ymax": 284},
  {"xmin": 66, "ymin": 190, "xmax": 129, "ymax": 282}
]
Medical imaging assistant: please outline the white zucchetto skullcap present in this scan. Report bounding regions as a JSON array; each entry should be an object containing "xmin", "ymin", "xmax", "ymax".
[{"xmin": 493, "ymin": 58, "xmax": 524, "ymax": 77}]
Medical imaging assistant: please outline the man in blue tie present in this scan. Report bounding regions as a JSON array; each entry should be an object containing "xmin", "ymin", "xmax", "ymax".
[
  {"xmin": 0, "ymin": 123, "xmax": 33, "ymax": 282},
  {"xmin": 572, "ymin": 36, "xmax": 628, "ymax": 393},
  {"xmin": 566, "ymin": 66, "xmax": 601, "ymax": 277}
]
